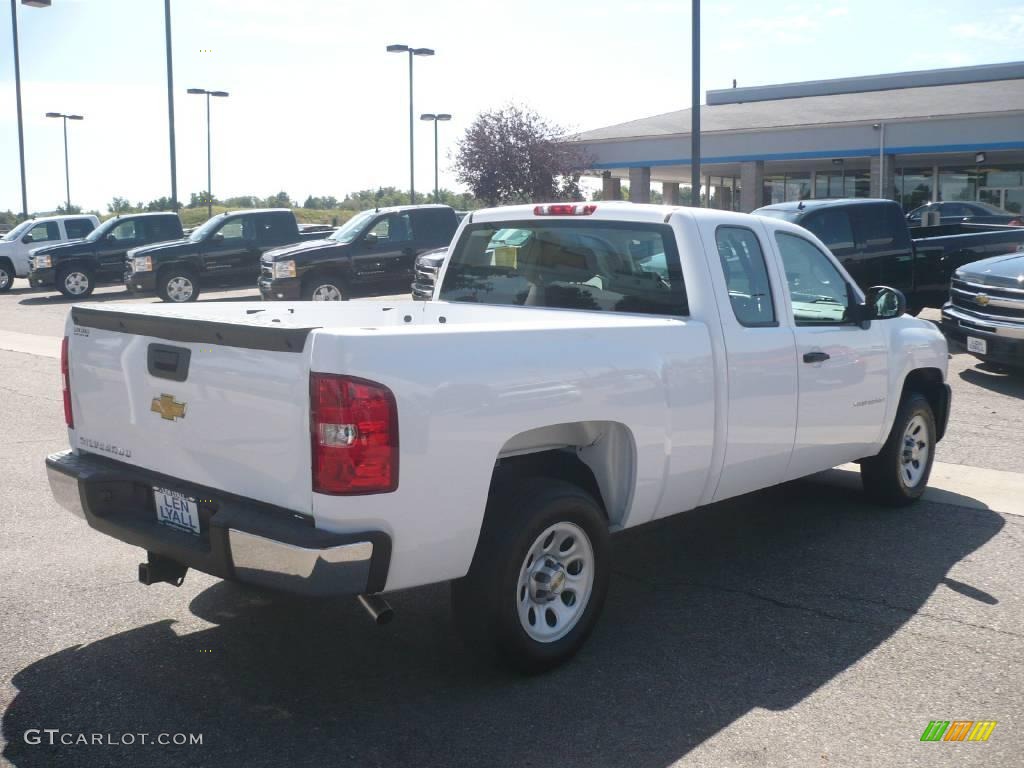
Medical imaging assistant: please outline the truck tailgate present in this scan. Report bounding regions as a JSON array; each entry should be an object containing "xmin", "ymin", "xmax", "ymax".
[{"xmin": 66, "ymin": 305, "xmax": 316, "ymax": 513}]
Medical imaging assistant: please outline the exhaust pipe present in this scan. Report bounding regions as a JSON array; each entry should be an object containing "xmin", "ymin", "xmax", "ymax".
[{"xmin": 357, "ymin": 593, "xmax": 394, "ymax": 625}]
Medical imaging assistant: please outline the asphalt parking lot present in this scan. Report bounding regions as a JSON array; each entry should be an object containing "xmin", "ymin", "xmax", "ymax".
[{"xmin": 0, "ymin": 284, "xmax": 1021, "ymax": 767}]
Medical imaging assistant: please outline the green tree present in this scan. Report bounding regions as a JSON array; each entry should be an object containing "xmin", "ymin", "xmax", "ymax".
[
  {"xmin": 108, "ymin": 197, "xmax": 135, "ymax": 214},
  {"xmin": 454, "ymin": 104, "xmax": 592, "ymax": 205},
  {"xmin": 264, "ymin": 191, "xmax": 292, "ymax": 208},
  {"xmin": 56, "ymin": 203, "xmax": 82, "ymax": 214}
]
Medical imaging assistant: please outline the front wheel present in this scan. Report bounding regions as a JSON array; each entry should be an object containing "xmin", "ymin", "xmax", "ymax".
[
  {"xmin": 157, "ymin": 267, "xmax": 200, "ymax": 303},
  {"xmin": 303, "ymin": 277, "xmax": 346, "ymax": 301},
  {"xmin": 0, "ymin": 261, "xmax": 12, "ymax": 293},
  {"xmin": 451, "ymin": 478, "xmax": 610, "ymax": 673},
  {"xmin": 57, "ymin": 266, "xmax": 95, "ymax": 298},
  {"xmin": 860, "ymin": 393, "xmax": 936, "ymax": 506}
]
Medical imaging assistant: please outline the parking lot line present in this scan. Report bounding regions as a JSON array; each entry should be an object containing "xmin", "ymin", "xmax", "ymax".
[{"xmin": 0, "ymin": 330, "xmax": 60, "ymax": 359}]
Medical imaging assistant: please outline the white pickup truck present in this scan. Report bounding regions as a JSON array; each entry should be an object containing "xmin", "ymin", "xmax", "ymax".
[
  {"xmin": 46, "ymin": 202, "xmax": 950, "ymax": 671},
  {"xmin": 0, "ymin": 214, "xmax": 100, "ymax": 292}
]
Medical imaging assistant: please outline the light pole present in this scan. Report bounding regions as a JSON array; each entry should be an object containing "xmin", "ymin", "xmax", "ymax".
[
  {"xmin": 45, "ymin": 112, "xmax": 83, "ymax": 211},
  {"xmin": 165, "ymin": 0, "xmax": 178, "ymax": 209},
  {"xmin": 690, "ymin": 0, "xmax": 701, "ymax": 207},
  {"xmin": 187, "ymin": 88, "xmax": 229, "ymax": 219},
  {"xmin": 420, "ymin": 113, "xmax": 451, "ymax": 202},
  {"xmin": 10, "ymin": 0, "xmax": 52, "ymax": 218},
  {"xmin": 386, "ymin": 43, "xmax": 434, "ymax": 205}
]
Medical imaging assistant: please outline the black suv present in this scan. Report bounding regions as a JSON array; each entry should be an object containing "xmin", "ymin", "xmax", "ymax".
[
  {"xmin": 29, "ymin": 212, "xmax": 183, "ymax": 298},
  {"xmin": 259, "ymin": 205, "xmax": 459, "ymax": 300}
]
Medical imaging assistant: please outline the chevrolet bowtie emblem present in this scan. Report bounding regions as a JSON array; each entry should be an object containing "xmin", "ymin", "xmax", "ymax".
[
  {"xmin": 151, "ymin": 394, "xmax": 186, "ymax": 421},
  {"xmin": 975, "ymin": 293, "xmax": 990, "ymax": 306}
]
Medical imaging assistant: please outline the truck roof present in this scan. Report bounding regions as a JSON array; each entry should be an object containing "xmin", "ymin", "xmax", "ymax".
[
  {"xmin": 365, "ymin": 204, "xmax": 454, "ymax": 214},
  {"xmin": 110, "ymin": 211, "xmax": 180, "ymax": 218},
  {"xmin": 756, "ymin": 198, "xmax": 896, "ymax": 214},
  {"xmin": 469, "ymin": 201, "xmax": 767, "ymax": 225}
]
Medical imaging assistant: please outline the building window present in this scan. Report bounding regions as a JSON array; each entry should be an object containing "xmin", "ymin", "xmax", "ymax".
[
  {"xmin": 896, "ymin": 168, "xmax": 933, "ymax": 212},
  {"xmin": 938, "ymin": 167, "xmax": 980, "ymax": 203},
  {"xmin": 814, "ymin": 170, "xmax": 870, "ymax": 199},
  {"xmin": 762, "ymin": 173, "xmax": 811, "ymax": 205},
  {"xmin": 708, "ymin": 176, "xmax": 741, "ymax": 211}
]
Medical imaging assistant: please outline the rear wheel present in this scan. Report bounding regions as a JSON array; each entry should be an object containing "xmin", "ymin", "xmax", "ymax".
[
  {"xmin": 860, "ymin": 392, "xmax": 936, "ymax": 506},
  {"xmin": 57, "ymin": 265, "xmax": 95, "ymax": 298},
  {"xmin": 0, "ymin": 260, "xmax": 12, "ymax": 293},
  {"xmin": 451, "ymin": 478, "xmax": 610, "ymax": 673},
  {"xmin": 158, "ymin": 267, "xmax": 200, "ymax": 303},
  {"xmin": 303, "ymin": 276, "xmax": 346, "ymax": 301}
]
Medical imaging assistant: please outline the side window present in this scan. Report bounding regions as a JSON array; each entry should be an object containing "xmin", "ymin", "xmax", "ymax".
[
  {"xmin": 28, "ymin": 222, "xmax": 60, "ymax": 242},
  {"xmin": 109, "ymin": 220, "xmax": 138, "ymax": 241},
  {"xmin": 153, "ymin": 217, "xmax": 176, "ymax": 241},
  {"xmin": 775, "ymin": 232, "xmax": 852, "ymax": 325},
  {"xmin": 214, "ymin": 218, "xmax": 248, "ymax": 241},
  {"xmin": 850, "ymin": 206, "xmax": 896, "ymax": 250},
  {"xmin": 257, "ymin": 214, "xmax": 294, "ymax": 242},
  {"xmin": 802, "ymin": 210, "xmax": 854, "ymax": 252},
  {"xmin": 714, "ymin": 226, "xmax": 776, "ymax": 326},
  {"xmin": 64, "ymin": 218, "xmax": 95, "ymax": 239},
  {"xmin": 367, "ymin": 214, "xmax": 413, "ymax": 244}
]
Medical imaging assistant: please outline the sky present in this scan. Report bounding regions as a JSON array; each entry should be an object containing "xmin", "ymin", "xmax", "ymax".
[{"xmin": 1, "ymin": 0, "xmax": 1023, "ymax": 214}]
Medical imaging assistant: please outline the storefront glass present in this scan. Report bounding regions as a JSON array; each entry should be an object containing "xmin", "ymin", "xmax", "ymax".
[{"xmin": 896, "ymin": 168, "xmax": 933, "ymax": 211}]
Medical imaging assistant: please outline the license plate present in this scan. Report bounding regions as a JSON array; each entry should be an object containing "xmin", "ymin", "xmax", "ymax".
[
  {"xmin": 154, "ymin": 487, "xmax": 200, "ymax": 536},
  {"xmin": 966, "ymin": 337, "xmax": 987, "ymax": 355}
]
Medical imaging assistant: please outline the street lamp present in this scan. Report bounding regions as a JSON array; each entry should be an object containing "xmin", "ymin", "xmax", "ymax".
[
  {"xmin": 187, "ymin": 88, "xmax": 229, "ymax": 219},
  {"xmin": 10, "ymin": 0, "xmax": 52, "ymax": 218},
  {"xmin": 420, "ymin": 113, "xmax": 451, "ymax": 203},
  {"xmin": 45, "ymin": 112, "xmax": 83, "ymax": 212},
  {"xmin": 386, "ymin": 43, "xmax": 434, "ymax": 205}
]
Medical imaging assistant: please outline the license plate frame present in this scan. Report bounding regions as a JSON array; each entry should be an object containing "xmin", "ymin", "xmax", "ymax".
[
  {"xmin": 966, "ymin": 336, "xmax": 987, "ymax": 355},
  {"xmin": 153, "ymin": 487, "xmax": 201, "ymax": 536}
]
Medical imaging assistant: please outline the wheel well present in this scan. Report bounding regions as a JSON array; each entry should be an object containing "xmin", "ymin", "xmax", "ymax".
[
  {"xmin": 901, "ymin": 367, "xmax": 949, "ymax": 440},
  {"xmin": 0, "ymin": 256, "xmax": 13, "ymax": 271},
  {"xmin": 489, "ymin": 421, "xmax": 636, "ymax": 529},
  {"xmin": 157, "ymin": 261, "xmax": 199, "ymax": 277},
  {"xmin": 302, "ymin": 269, "xmax": 348, "ymax": 290},
  {"xmin": 55, "ymin": 259, "xmax": 92, "ymax": 274}
]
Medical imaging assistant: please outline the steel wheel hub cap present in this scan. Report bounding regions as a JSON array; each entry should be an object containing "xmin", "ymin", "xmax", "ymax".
[
  {"xmin": 900, "ymin": 414, "xmax": 929, "ymax": 487},
  {"xmin": 65, "ymin": 272, "xmax": 88, "ymax": 294},
  {"xmin": 517, "ymin": 521, "xmax": 595, "ymax": 643},
  {"xmin": 312, "ymin": 285, "xmax": 342, "ymax": 301},
  {"xmin": 0, "ymin": 270, "xmax": 9, "ymax": 289},
  {"xmin": 167, "ymin": 277, "xmax": 193, "ymax": 301}
]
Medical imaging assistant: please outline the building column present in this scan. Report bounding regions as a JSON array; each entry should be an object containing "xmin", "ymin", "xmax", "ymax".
[
  {"xmin": 628, "ymin": 166, "xmax": 651, "ymax": 204},
  {"xmin": 871, "ymin": 154, "xmax": 896, "ymax": 200},
  {"xmin": 663, "ymin": 181, "xmax": 680, "ymax": 205},
  {"xmin": 739, "ymin": 161, "xmax": 764, "ymax": 212},
  {"xmin": 601, "ymin": 171, "xmax": 622, "ymax": 201}
]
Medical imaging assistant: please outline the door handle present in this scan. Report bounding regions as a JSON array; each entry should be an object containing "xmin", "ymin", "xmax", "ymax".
[{"xmin": 803, "ymin": 351, "xmax": 830, "ymax": 364}]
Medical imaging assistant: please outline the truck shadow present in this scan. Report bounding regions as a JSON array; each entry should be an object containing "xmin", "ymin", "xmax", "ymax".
[
  {"xmin": 959, "ymin": 365, "xmax": 1024, "ymax": 396},
  {"xmin": 2, "ymin": 479, "xmax": 1003, "ymax": 768}
]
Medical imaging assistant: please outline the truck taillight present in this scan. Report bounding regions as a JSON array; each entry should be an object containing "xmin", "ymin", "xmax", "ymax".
[
  {"xmin": 533, "ymin": 204, "xmax": 597, "ymax": 216},
  {"xmin": 61, "ymin": 336, "xmax": 73, "ymax": 428},
  {"xmin": 310, "ymin": 373, "xmax": 398, "ymax": 495}
]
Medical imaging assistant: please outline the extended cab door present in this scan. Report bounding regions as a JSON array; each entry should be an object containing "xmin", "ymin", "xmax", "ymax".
[
  {"xmin": 695, "ymin": 220, "xmax": 799, "ymax": 502},
  {"xmin": 849, "ymin": 203, "xmax": 914, "ymax": 295},
  {"xmin": 771, "ymin": 230, "xmax": 889, "ymax": 477}
]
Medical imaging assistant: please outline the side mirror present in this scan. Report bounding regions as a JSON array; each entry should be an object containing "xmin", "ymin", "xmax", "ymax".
[
  {"xmin": 106, "ymin": 234, "xmax": 118, "ymax": 242},
  {"xmin": 212, "ymin": 233, "xmax": 225, "ymax": 242},
  {"xmin": 21, "ymin": 234, "xmax": 33, "ymax": 244},
  {"xmin": 865, "ymin": 285, "xmax": 907, "ymax": 320}
]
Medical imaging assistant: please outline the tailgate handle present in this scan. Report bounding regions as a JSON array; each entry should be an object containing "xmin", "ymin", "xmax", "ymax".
[{"xmin": 147, "ymin": 344, "xmax": 191, "ymax": 382}]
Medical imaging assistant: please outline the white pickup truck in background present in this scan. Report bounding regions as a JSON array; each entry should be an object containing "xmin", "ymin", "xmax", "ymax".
[
  {"xmin": 46, "ymin": 202, "xmax": 950, "ymax": 671},
  {"xmin": 0, "ymin": 214, "xmax": 100, "ymax": 292}
]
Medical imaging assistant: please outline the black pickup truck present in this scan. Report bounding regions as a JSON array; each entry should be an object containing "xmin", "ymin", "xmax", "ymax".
[
  {"xmin": 755, "ymin": 199, "xmax": 1024, "ymax": 311},
  {"xmin": 28, "ymin": 212, "xmax": 183, "ymax": 298},
  {"xmin": 125, "ymin": 209, "xmax": 323, "ymax": 302},
  {"xmin": 259, "ymin": 204, "xmax": 459, "ymax": 300},
  {"xmin": 941, "ymin": 251, "xmax": 1024, "ymax": 369}
]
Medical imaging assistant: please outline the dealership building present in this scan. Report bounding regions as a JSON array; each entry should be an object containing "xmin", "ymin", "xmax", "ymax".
[{"xmin": 576, "ymin": 61, "xmax": 1024, "ymax": 214}]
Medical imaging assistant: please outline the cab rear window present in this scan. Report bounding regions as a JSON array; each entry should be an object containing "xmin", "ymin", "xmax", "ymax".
[{"xmin": 438, "ymin": 221, "xmax": 688, "ymax": 317}]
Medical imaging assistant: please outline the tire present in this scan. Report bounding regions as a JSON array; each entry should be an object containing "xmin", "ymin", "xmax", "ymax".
[
  {"xmin": 860, "ymin": 392, "xmax": 936, "ymax": 507},
  {"xmin": 302, "ymin": 275, "xmax": 346, "ymax": 301},
  {"xmin": 0, "ymin": 260, "xmax": 12, "ymax": 293},
  {"xmin": 56, "ymin": 265, "xmax": 95, "ymax": 298},
  {"xmin": 157, "ymin": 266, "xmax": 200, "ymax": 303},
  {"xmin": 451, "ymin": 477, "xmax": 610, "ymax": 674}
]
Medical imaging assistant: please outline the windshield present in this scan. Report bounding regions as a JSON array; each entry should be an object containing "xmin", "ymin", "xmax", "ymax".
[
  {"xmin": 188, "ymin": 215, "xmax": 227, "ymax": 242},
  {"xmin": 1, "ymin": 220, "xmax": 35, "ymax": 242},
  {"xmin": 439, "ymin": 220, "xmax": 688, "ymax": 317},
  {"xmin": 330, "ymin": 210, "xmax": 375, "ymax": 244},
  {"xmin": 84, "ymin": 217, "xmax": 121, "ymax": 242}
]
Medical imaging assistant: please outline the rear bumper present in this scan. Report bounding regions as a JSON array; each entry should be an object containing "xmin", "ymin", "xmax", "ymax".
[
  {"xmin": 258, "ymin": 276, "xmax": 302, "ymax": 300},
  {"xmin": 941, "ymin": 304, "xmax": 1024, "ymax": 368},
  {"xmin": 46, "ymin": 450, "xmax": 391, "ymax": 596}
]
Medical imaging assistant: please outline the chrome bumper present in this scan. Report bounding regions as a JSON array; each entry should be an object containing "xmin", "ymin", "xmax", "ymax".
[{"xmin": 45, "ymin": 450, "xmax": 389, "ymax": 596}]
